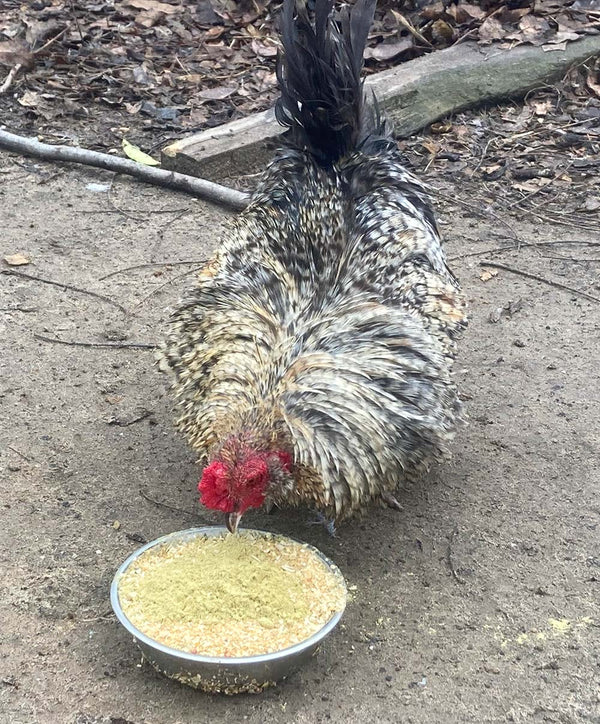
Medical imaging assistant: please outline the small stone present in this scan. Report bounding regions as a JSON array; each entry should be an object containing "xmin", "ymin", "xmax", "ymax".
[{"xmin": 112, "ymin": 520, "xmax": 121, "ymax": 530}]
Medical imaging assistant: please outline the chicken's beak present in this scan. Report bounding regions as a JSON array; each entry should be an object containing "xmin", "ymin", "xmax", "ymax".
[{"xmin": 226, "ymin": 511, "xmax": 242, "ymax": 534}]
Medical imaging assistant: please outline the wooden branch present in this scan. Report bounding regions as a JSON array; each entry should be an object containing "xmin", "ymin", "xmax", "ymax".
[
  {"xmin": 162, "ymin": 35, "xmax": 600, "ymax": 181},
  {"xmin": 0, "ymin": 129, "xmax": 250, "ymax": 211},
  {"xmin": 0, "ymin": 64, "xmax": 23, "ymax": 95},
  {"xmin": 479, "ymin": 260, "xmax": 600, "ymax": 304},
  {"xmin": 34, "ymin": 333, "xmax": 156, "ymax": 349},
  {"xmin": 1, "ymin": 269, "xmax": 127, "ymax": 313}
]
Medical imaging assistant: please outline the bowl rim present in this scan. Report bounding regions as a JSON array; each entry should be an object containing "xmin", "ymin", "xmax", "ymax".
[{"xmin": 110, "ymin": 526, "xmax": 347, "ymax": 666}]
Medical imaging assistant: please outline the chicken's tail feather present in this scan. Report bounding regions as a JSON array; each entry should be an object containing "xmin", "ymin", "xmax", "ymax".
[{"xmin": 276, "ymin": 0, "xmax": 386, "ymax": 165}]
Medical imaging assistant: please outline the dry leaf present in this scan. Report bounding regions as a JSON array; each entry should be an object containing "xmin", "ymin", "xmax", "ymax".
[
  {"xmin": 4, "ymin": 253, "xmax": 31, "ymax": 266},
  {"xmin": 18, "ymin": 90, "xmax": 42, "ymax": 108},
  {"xmin": 421, "ymin": 139, "xmax": 439, "ymax": 155},
  {"xmin": 532, "ymin": 100, "xmax": 553, "ymax": 116},
  {"xmin": 478, "ymin": 17, "xmax": 504, "ymax": 45},
  {"xmin": 363, "ymin": 38, "xmax": 412, "ymax": 61},
  {"xmin": 251, "ymin": 39, "xmax": 278, "ymax": 58},
  {"xmin": 205, "ymin": 26, "xmax": 226, "ymax": 40},
  {"xmin": 587, "ymin": 73, "xmax": 600, "ymax": 98},
  {"xmin": 121, "ymin": 139, "xmax": 160, "ymax": 166},
  {"xmin": 431, "ymin": 121, "xmax": 452, "ymax": 134},
  {"xmin": 126, "ymin": 0, "xmax": 178, "ymax": 14},
  {"xmin": 480, "ymin": 268, "xmax": 499, "ymax": 282},
  {"xmin": 198, "ymin": 85, "xmax": 236, "ymax": 100}
]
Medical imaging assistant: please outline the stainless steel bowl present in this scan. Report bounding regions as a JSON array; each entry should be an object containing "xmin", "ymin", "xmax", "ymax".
[{"xmin": 110, "ymin": 526, "xmax": 346, "ymax": 694}]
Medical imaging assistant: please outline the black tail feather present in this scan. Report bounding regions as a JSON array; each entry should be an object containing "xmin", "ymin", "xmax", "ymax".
[{"xmin": 275, "ymin": 0, "xmax": 384, "ymax": 165}]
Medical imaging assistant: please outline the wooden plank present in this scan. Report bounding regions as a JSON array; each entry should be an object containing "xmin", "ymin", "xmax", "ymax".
[{"xmin": 162, "ymin": 36, "xmax": 600, "ymax": 181}]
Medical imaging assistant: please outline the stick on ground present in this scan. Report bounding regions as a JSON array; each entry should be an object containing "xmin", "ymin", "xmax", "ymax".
[
  {"xmin": 34, "ymin": 333, "xmax": 156, "ymax": 349},
  {"xmin": 0, "ymin": 129, "xmax": 250, "ymax": 211},
  {"xmin": 99, "ymin": 259, "xmax": 208, "ymax": 281},
  {"xmin": 1, "ymin": 269, "xmax": 127, "ymax": 313},
  {"xmin": 479, "ymin": 260, "xmax": 600, "ymax": 304}
]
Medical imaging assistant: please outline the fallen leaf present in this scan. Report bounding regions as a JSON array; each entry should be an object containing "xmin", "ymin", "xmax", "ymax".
[
  {"xmin": 251, "ymin": 39, "xmax": 278, "ymax": 58},
  {"xmin": 124, "ymin": 101, "xmax": 143, "ymax": 114},
  {"xmin": 478, "ymin": 17, "xmax": 504, "ymax": 45},
  {"xmin": 125, "ymin": 0, "xmax": 178, "ymax": 14},
  {"xmin": 430, "ymin": 121, "xmax": 452, "ymax": 134},
  {"xmin": 480, "ymin": 268, "xmax": 499, "ymax": 282},
  {"xmin": 205, "ymin": 26, "xmax": 226, "ymax": 39},
  {"xmin": 4, "ymin": 253, "xmax": 30, "ymax": 266},
  {"xmin": 198, "ymin": 85, "xmax": 236, "ymax": 100},
  {"xmin": 587, "ymin": 73, "xmax": 600, "ymax": 98},
  {"xmin": 532, "ymin": 100, "xmax": 553, "ymax": 116},
  {"xmin": 363, "ymin": 38, "xmax": 413, "ymax": 61},
  {"xmin": 421, "ymin": 139, "xmax": 439, "ymax": 155},
  {"xmin": 121, "ymin": 139, "xmax": 160, "ymax": 166},
  {"xmin": 17, "ymin": 90, "xmax": 42, "ymax": 108},
  {"xmin": 449, "ymin": 2, "xmax": 485, "ymax": 22},
  {"xmin": 481, "ymin": 163, "xmax": 505, "ymax": 180},
  {"xmin": 511, "ymin": 15, "xmax": 552, "ymax": 46}
]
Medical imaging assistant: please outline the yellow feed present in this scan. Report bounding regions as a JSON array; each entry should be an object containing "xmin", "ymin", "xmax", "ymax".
[{"xmin": 118, "ymin": 532, "xmax": 346, "ymax": 658}]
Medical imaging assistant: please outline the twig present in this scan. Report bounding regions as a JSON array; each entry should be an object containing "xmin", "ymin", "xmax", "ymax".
[
  {"xmin": 68, "ymin": 0, "xmax": 85, "ymax": 43},
  {"xmin": 479, "ymin": 260, "xmax": 600, "ymax": 304},
  {"xmin": 1, "ymin": 269, "xmax": 127, "ymax": 313},
  {"xmin": 0, "ymin": 129, "xmax": 250, "ymax": 211},
  {"xmin": 132, "ymin": 266, "xmax": 202, "ymax": 311},
  {"xmin": 33, "ymin": 27, "xmax": 68, "ymax": 56},
  {"xmin": 509, "ymin": 163, "xmax": 572, "ymax": 211},
  {"xmin": 34, "ymin": 333, "xmax": 156, "ymax": 349},
  {"xmin": 430, "ymin": 187, "xmax": 519, "ymax": 241},
  {"xmin": 107, "ymin": 410, "xmax": 153, "ymax": 426},
  {"xmin": 446, "ymin": 526, "xmax": 465, "ymax": 584},
  {"xmin": 449, "ymin": 240, "xmax": 600, "ymax": 262},
  {"xmin": 8, "ymin": 445, "xmax": 34, "ymax": 462},
  {"xmin": 0, "ymin": 29, "xmax": 67, "ymax": 96},
  {"xmin": 543, "ymin": 256, "xmax": 600, "ymax": 263},
  {"xmin": 107, "ymin": 173, "xmax": 140, "ymax": 220},
  {"xmin": 0, "ymin": 64, "xmax": 23, "ymax": 95},
  {"xmin": 99, "ymin": 259, "xmax": 207, "ymax": 281},
  {"xmin": 391, "ymin": 10, "xmax": 432, "ymax": 47},
  {"xmin": 139, "ymin": 489, "xmax": 199, "ymax": 518}
]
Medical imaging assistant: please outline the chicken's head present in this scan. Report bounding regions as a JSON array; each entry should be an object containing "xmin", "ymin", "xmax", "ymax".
[{"xmin": 198, "ymin": 449, "xmax": 292, "ymax": 533}]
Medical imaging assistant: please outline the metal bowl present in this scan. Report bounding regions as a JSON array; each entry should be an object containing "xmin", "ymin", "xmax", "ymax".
[{"xmin": 110, "ymin": 526, "xmax": 347, "ymax": 694}]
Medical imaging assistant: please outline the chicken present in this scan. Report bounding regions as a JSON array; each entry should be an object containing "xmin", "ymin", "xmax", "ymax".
[{"xmin": 159, "ymin": 0, "xmax": 467, "ymax": 533}]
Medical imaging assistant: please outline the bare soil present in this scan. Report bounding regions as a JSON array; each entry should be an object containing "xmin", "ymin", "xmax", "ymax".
[{"xmin": 1, "ymin": 134, "xmax": 600, "ymax": 722}]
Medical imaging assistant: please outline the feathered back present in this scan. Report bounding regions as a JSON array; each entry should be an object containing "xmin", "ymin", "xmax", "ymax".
[{"xmin": 275, "ymin": 0, "xmax": 381, "ymax": 164}]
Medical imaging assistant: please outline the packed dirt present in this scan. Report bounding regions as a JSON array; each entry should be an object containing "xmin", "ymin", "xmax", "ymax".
[{"xmin": 1, "ymin": 124, "xmax": 599, "ymax": 722}]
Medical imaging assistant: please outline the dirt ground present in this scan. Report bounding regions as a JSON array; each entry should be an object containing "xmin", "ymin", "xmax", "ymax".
[{"xmin": 1, "ymin": 139, "xmax": 599, "ymax": 724}]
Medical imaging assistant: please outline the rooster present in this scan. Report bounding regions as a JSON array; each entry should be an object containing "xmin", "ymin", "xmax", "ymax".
[{"xmin": 159, "ymin": 0, "xmax": 467, "ymax": 533}]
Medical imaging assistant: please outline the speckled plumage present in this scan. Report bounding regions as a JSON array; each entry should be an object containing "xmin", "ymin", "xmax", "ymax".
[{"xmin": 159, "ymin": 0, "xmax": 467, "ymax": 522}]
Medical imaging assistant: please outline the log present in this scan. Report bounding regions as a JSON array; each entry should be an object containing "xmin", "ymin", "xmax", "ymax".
[{"xmin": 162, "ymin": 36, "xmax": 600, "ymax": 181}]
